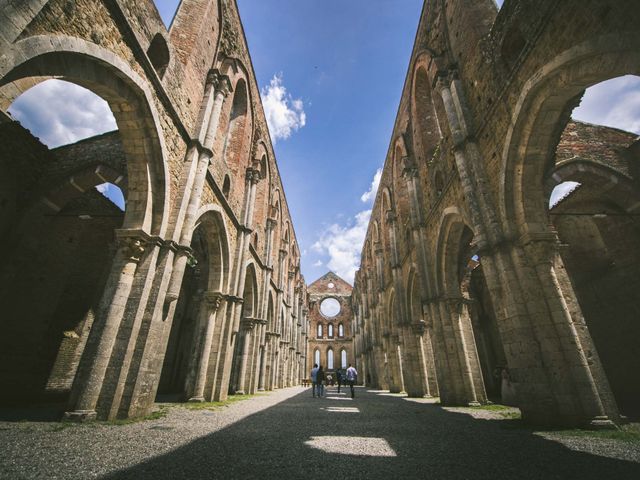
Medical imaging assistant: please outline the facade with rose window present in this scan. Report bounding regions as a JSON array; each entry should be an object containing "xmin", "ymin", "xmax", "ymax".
[{"xmin": 307, "ymin": 272, "xmax": 355, "ymax": 382}]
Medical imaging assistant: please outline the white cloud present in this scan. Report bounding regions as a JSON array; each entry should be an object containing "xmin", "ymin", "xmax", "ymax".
[
  {"xmin": 312, "ymin": 209, "xmax": 371, "ymax": 283},
  {"xmin": 361, "ymin": 168, "xmax": 382, "ymax": 203},
  {"xmin": 572, "ymin": 75, "xmax": 640, "ymax": 135},
  {"xmin": 260, "ymin": 74, "xmax": 306, "ymax": 143},
  {"xmin": 313, "ymin": 260, "xmax": 323, "ymax": 267},
  {"xmin": 8, "ymin": 79, "xmax": 117, "ymax": 148}
]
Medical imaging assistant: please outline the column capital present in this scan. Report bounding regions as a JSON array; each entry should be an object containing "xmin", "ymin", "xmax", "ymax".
[
  {"xmin": 401, "ymin": 156, "xmax": 418, "ymax": 178},
  {"xmin": 241, "ymin": 317, "xmax": 258, "ymax": 330},
  {"xmin": 215, "ymin": 74, "xmax": 233, "ymax": 97},
  {"xmin": 206, "ymin": 68, "xmax": 221, "ymax": 86},
  {"xmin": 114, "ymin": 229, "xmax": 154, "ymax": 263},
  {"xmin": 266, "ymin": 217, "xmax": 278, "ymax": 229},
  {"xmin": 434, "ymin": 74, "xmax": 449, "ymax": 93},
  {"xmin": 245, "ymin": 167, "xmax": 261, "ymax": 184},
  {"xmin": 204, "ymin": 291, "xmax": 225, "ymax": 311}
]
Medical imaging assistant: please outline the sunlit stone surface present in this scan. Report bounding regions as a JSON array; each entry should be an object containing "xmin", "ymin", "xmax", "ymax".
[{"xmin": 304, "ymin": 436, "xmax": 397, "ymax": 457}]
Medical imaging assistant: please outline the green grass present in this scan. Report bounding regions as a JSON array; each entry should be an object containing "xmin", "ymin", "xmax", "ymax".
[
  {"xmin": 464, "ymin": 403, "xmax": 522, "ymax": 419},
  {"xmin": 551, "ymin": 424, "xmax": 640, "ymax": 443},
  {"xmin": 176, "ymin": 393, "xmax": 267, "ymax": 411},
  {"xmin": 101, "ymin": 407, "xmax": 169, "ymax": 425},
  {"xmin": 54, "ymin": 406, "xmax": 169, "ymax": 428}
]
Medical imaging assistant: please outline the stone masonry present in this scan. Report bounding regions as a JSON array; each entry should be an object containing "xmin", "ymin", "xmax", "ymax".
[
  {"xmin": 352, "ymin": 0, "xmax": 640, "ymax": 427},
  {"xmin": 306, "ymin": 272, "xmax": 355, "ymax": 380},
  {"xmin": 0, "ymin": 0, "xmax": 308, "ymax": 420}
]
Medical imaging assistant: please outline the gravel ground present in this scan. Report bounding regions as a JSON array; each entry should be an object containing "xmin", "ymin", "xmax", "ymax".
[{"xmin": 1, "ymin": 386, "xmax": 639, "ymax": 479}]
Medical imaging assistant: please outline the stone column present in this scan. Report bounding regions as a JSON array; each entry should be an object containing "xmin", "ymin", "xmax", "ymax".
[
  {"xmin": 384, "ymin": 333, "xmax": 403, "ymax": 393},
  {"xmin": 188, "ymin": 292, "xmax": 224, "ymax": 402},
  {"xmin": 235, "ymin": 318, "xmax": 255, "ymax": 395},
  {"xmin": 166, "ymin": 74, "xmax": 232, "ymax": 302},
  {"xmin": 423, "ymin": 325, "xmax": 439, "ymax": 396},
  {"xmin": 519, "ymin": 235, "xmax": 614, "ymax": 425},
  {"xmin": 64, "ymin": 233, "xmax": 147, "ymax": 420}
]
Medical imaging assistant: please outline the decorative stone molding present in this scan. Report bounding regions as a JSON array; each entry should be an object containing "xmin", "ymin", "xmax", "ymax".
[
  {"xmin": 114, "ymin": 229, "xmax": 153, "ymax": 263},
  {"xmin": 204, "ymin": 291, "xmax": 224, "ymax": 311},
  {"xmin": 245, "ymin": 167, "xmax": 261, "ymax": 184}
]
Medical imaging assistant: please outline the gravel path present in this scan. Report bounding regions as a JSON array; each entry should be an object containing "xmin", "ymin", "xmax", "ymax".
[{"xmin": 1, "ymin": 386, "xmax": 639, "ymax": 479}]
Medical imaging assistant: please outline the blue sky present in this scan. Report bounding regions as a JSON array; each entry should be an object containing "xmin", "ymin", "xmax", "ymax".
[
  {"xmin": 7, "ymin": 0, "xmax": 640, "ymax": 285},
  {"xmin": 233, "ymin": 0, "xmax": 425, "ymax": 284}
]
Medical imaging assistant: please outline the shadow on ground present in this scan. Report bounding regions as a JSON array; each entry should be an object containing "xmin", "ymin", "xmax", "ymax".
[
  {"xmin": 0, "ymin": 402, "xmax": 66, "ymax": 422},
  {"xmin": 101, "ymin": 387, "xmax": 640, "ymax": 480}
]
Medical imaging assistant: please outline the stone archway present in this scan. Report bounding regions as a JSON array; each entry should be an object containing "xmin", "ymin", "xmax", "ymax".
[
  {"xmin": 231, "ymin": 263, "xmax": 258, "ymax": 395},
  {"xmin": 500, "ymin": 34, "xmax": 640, "ymax": 424},
  {"xmin": 433, "ymin": 211, "xmax": 488, "ymax": 406},
  {"xmin": 0, "ymin": 39, "xmax": 168, "ymax": 413},
  {"xmin": 157, "ymin": 209, "xmax": 229, "ymax": 402}
]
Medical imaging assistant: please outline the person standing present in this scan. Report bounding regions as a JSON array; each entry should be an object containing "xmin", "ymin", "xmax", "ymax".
[
  {"xmin": 310, "ymin": 363, "xmax": 319, "ymax": 397},
  {"xmin": 346, "ymin": 364, "xmax": 357, "ymax": 398},
  {"xmin": 317, "ymin": 365, "xmax": 325, "ymax": 398},
  {"xmin": 336, "ymin": 369, "xmax": 343, "ymax": 393}
]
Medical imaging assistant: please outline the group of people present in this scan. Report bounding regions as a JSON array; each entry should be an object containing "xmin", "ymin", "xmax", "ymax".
[{"xmin": 310, "ymin": 364, "xmax": 358, "ymax": 399}]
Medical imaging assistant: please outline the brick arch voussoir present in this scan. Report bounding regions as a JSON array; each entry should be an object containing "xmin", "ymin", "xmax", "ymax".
[
  {"xmin": 0, "ymin": 35, "xmax": 170, "ymax": 236},
  {"xmin": 500, "ymin": 33, "xmax": 640, "ymax": 239}
]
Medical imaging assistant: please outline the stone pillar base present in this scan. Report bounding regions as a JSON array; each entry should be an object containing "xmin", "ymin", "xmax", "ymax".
[
  {"xmin": 63, "ymin": 410, "xmax": 97, "ymax": 422},
  {"xmin": 467, "ymin": 401, "xmax": 481, "ymax": 407},
  {"xmin": 589, "ymin": 416, "xmax": 618, "ymax": 430},
  {"xmin": 257, "ymin": 388, "xmax": 265, "ymax": 392},
  {"xmin": 188, "ymin": 396, "xmax": 205, "ymax": 403},
  {"xmin": 235, "ymin": 390, "xmax": 246, "ymax": 395}
]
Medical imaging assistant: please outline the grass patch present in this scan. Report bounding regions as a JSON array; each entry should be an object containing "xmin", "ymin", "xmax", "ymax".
[
  {"xmin": 552, "ymin": 425, "xmax": 640, "ymax": 443},
  {"xmin": 468, "ymin": 403, "xmax": 514, "ymax": 411},
  {"xmin": 101, "ymin": 407, "xmax": 169, "ymax": 426},
  {"xmin": 177, "ymin": 393, "xmax": 265, "ymax": 411}
]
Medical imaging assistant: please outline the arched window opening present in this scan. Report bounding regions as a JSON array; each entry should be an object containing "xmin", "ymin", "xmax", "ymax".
[
  {"xmin": 542, "ymin": 75, "xmax": 640, "ymax": 418},
  {"xmin": 222, "ymin": 175, "xmax": 231, "ymax": 198},
  {"xmin": 314, "ymin": 349, "xmax": 320, "ymax": 367},
  {"xmin": 147, "ymin": 33, "xmax": 170, "ymax": 78},
  {"xmin": 159, "ymin": 220, "xmax": 223, "ymax": 398},
  {"xmin": 341, "ymin": 350, "xmax": 347, "ymax": 369},
  {"xmin": 1, "ymin": 79, "xmax": 128, "ymax": 404},
  {"xmin": 222, "ymin": 80, "xmax": 249, "ymax": 170},
  {"xmin": 413, "ymin": 66, "xmax": 442, "ymax": 163},
  {"xmin": 444, "ymin": 224, "xmax": 506, "ymax": 403},
  {"xmin": 328, "ymin": 323, "xmax": 334, "ymax": 338},
  {"xmin": 96, "ymin": 183, "xmax": 125, "ymax": 211},
  {"xmin": 320, "ymin": 297, "xmax": 340, "ymax": 317},
  {"xmin": 317, "ymin": 323, "xmax": 323, "ymax": 339},
  {"xmin": 327, "ymin": 349, "xmax": 334, "ymax": 370},
  {"xmin": 338, "ymin": 323, "xmax": 344, "ymax": 338}
]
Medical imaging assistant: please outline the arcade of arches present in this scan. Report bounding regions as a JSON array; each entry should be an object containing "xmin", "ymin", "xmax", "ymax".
[
  {"xmin": 0, "ymin": 0, "xmax": 639, "ymax": 430},
  {"xmin": 352, "ymin": 0, "xmax": 640, "ymax": 428},
  {"xmin": 0, "ymin": 0, "xmax": 308, "ymax": 421}
]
